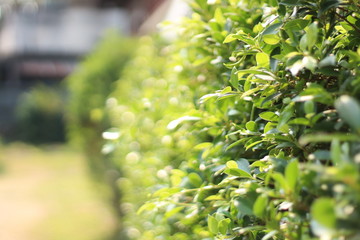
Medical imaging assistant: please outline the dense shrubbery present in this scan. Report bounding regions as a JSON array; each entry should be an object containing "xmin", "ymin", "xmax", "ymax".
[
  {"xmin": 16, "ymin": 84, "xmax": 66, "ymax": 143},
  {"xmin": 68, "ymin": 0, "xmax": 360, "ymax": 239},
  {"xmin": 66, "ymin": 33, "xmax": 136, "ymax": 230},
  {"xmin": 66, "ymin": 33, "xmax": 135, "ymax": 178}
]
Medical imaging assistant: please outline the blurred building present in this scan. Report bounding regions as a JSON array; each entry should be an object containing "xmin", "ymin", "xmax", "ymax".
[
  {"xmin": 0, "ymin": 0, "xmax": 188, "ymax": 138},
  {"xmin": 0, "ymin": 0, "xmax": 132, "ymax": 137},
  {"xmin": 0, "ymin": 0, "xmax": 130, "ymax": 85},
  {"xmin": 0, "ymin": 0, "xmax": 183, "ymax": 85}
]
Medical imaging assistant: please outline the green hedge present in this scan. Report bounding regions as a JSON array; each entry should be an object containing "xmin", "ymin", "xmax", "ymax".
[
  {"xmin": 16, "ymin": 84, "xmax": 66, "ymax": 144},
  {"xmin": 66, "ymin": 33, "xmax": 135, "ymax": 178},
  {"xmin": 77, "ymin": 0, "xmax": 360, "ymax": 239},
  {"xmin": 65, "ymin": 33, "xmax": 136, "ymax": 230},
  {"xmin": 104, "ymin": 36, "xmax": 200, "ymax": 238}
]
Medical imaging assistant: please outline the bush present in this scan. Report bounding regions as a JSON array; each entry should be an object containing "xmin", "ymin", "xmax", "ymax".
[
  {"xmin": 65, "ymin": 33, "xmax": 137, "ymax": 235},
  {"xmin": 105, "ymin": 36, "xmax": 202, "ymax": 239},
  {"xmin": 105, "ymin": 0, "xmax": 360, "ymax": 239},
  {"xmin": 66, "ymin": 33, "xmax": 136, "ymax": 178},
  {"xmin": 16, "ymin": 84, "xmax": 66, "ymax": 144}
]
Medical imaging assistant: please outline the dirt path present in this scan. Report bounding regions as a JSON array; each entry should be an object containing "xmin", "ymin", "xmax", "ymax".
[{"xmin": 0, "ymin": 143, "xmax": 116, "ymax": 240}]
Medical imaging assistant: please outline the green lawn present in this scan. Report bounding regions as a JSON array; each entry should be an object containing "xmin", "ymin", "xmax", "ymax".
[{"xmin": 0, "ymin": 143, "xmax": 116, "ymax": 240}]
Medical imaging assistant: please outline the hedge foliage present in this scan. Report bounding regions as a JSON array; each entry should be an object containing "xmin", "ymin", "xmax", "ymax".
[
  {"xmin": 66, "ymin": 33, "xmax": 136, "ymax": 225},
  {"xmin": 16, "ymin": 84, "xmax": 66, "ymax": 143},
  {"xmin": 66, "ymin": 33, "xmax": 135, "ymax": 178},
  {"xmin": 68, "ymin": 0, "xmax": 360, "ymax": 239},
  {"xmin": 105, "ymin": 36, "xmax": 197, "ymax": 238}
]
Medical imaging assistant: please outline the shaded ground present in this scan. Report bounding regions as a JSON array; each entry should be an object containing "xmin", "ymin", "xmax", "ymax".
[{"xmin": 0, "ymin": 143, "xmax": 116, "ymax": 240}]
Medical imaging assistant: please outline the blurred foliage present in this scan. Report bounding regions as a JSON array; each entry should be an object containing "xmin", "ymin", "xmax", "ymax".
[
  {"xmin": 15, "ymin": 84, "xmax": 66, "ymax": 144},
  {"xmin": 104, "ymin": 36, "xmax": 201, "ymax": 239},
  {"xmin": 69, "ymin": 0, "xmax": 360, "ymax": 239},
  {"xmin": 65, "ymin": 33, "xmax": 137, "ymax": 236},
  {"xmin": 66, "ymin": 32, "xmax": 136, "ymax": 178}
]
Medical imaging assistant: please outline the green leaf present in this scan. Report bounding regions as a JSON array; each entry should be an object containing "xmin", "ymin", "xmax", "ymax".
[
  {"xmin": 246, "ymin": 121, "xmax": 258, "ymax": 132},
  {"xmin": 242, "ymin": 86, "xmax": 262, "ymax": 98},
  {"xmin": 228, "ymin": 33, "xmax": 256, "ymax": 45},
  {"xmin": 205, "ymin": 195, "xmax": 224, "ymax": 201},
  {"xmin": 263, "ymin": 34, "xmax": 281, "ymax": 45},
  {"xmin": 304, "ymin": 101, "xmax": 315, "ymax": 114},
  {"xmin": 224, "ymin": 168, "xmax": 253, "ymax": 178},
  {"xmin": 330, "ymin": 139, "xmax": 341, "ymax": 165},
  {"xmin": 299, "ymin": 34, "xmax": 308, "ymax": 51},
  {"xmin": 226, "ymin": 139, "xmax": 245, "ymax": 151},
  {"xmin": 312, "ymin": 150, "xmax": 331, "ymax": 160},
  {"xmin": 335, "ymin": 95, "xmax": 360, "ymax": 132},
  {"xmin": 261, "ymin": 92, "xmax": 282, "ymax": 107},
  {"xmin": 167, "ymin": 116, "xmax": 201, "ymax": 130},
  {"xmin": 284, "ymin": 19, "xmax": 309, "ymax": 31},
  {"xmin": 188, "ymin": 172, "xmax": 203, "ymax": 187},
  {"xmin": 221, "ymin": 86, "xmax": 232, "ymax": 94},
  {"xmin": 214, "ymin": 8, "xmax": 225, "ymax": 25},
  {"xmin": 208, "ymin": 215, "xmax": 219, "ymax": 234},
  {"xmin": 311, "ymin": 198, "xmax": 336, "ymax": 229},
  {"xmin": 218, "ymin": 218, "xmax": 231, "ymax": 235},
  {"xmin": 259, "ymin": 111, "xmax": 279, "ymax": 122},
  {"xmin": 285, "ymin": 160, "xmax": 299, "ymax": 190},
  {"xmin": 253, "ymin": 194, "xmax": 268, "ymax": 218},
  {"xmin": 153, "ymin": 187, "xmax": 182, "ymax": 198},
  {"xmin": 264, "ymin": 122, "xmax": 277, "ymax": 133},
  {"xmin": 256, "ymin": 52, "xmax": 270, "ymax": 68},
  {"xmin": 278, "ymin": 103, "xmax": 294, "ymax": 128},
  {"xmin": 137, "ymin": 202, "xmax": 157, "ymax": 215},
  {"xmin": 230, "ymin": 67, "xmax": 239, "ymax": 90},
  {"xmin": 194, "ymin": 142, "xmax": 213, "ymax": 150},
  {"xmin": 245, "ymin": 139, "xmax": 263, "ymax": 150},
  {"xmin": 223, "ymin": 34, "xmax": 237, "ymax": 43},
  {"xmin": 262, "ymin": 22, "xmax": 282, "ymax": 35},
  {"xmin": 288, "ymin": 118, "xmax": 310, "ymax": 125},
  {"xmin": 244, "ymin": 79, "xmax": 251, "ymax": 91},
  {"xmin": 235, "ymin": 197, "xmax": 254, "ymax": 216},
  {"xmin": 306, "ymin": 22, "xmax": 319, "ymax": 48},
  {"xmin": 272, "ymin": 172, "xmax": 289, "ymax": 191},
  {"xmin": 165, "ymin": 206, "xmax": 185, "ymax": 218},
  {"xmin": 226, "ymin": 160, "xmax": 238, "ymax": 169}
]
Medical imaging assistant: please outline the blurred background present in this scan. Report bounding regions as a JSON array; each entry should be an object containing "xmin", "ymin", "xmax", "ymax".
[
  {"xmin": 0, "ymin": 0, "xmax": 168, "ymax": 139},
  {"xmin": 0, "ymin": 0, "xmax": 187, "ymax": 239}
]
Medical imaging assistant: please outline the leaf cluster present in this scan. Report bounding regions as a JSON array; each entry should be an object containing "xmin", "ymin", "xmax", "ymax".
[{"xmin": 81, "ymin": 0, "xmax": 360, "ymax": 239}]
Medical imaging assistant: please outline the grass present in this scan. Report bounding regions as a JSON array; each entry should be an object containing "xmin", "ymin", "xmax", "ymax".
[{"xmin": 0, "ymin": 143, "xmax": 116, "ymax": 240}]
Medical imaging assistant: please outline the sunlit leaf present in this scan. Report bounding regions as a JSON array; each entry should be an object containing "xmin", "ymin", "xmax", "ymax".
[
  {"xmin": 311, "ymin": 198, "xmax": 336, "ymax": 229},
  {"xmin": 226, "ymin": 160, "xmax": 238, "ymax": 168},
  {"xmin": 208, "ymin": 215, "xmax": 218, "ymax": 234},
  {"xmin": 259, "ymin": 111, "xmax": 279, "ymax": 122},
  {"xmin": 285, "ymin": 160, "xmax": 298, "ymax": 190},
  {"xmin": 335, "ymin": 95, "xmax": 360, "ymax": 132},
  {"xmin": 263, "ymin": 34, "xmax": 281, "ymax": 45},
  {"xmin": 253, "ymin": 194, "xmax": 268, "ymax": 218},
  {"xmin": 246, "ymin": 121, "xmax": 258, "ymax": 132},
  {"xmin": 224, "ymin": 168, "xmax": 253, "ymax": 178},
  {"xmin": 256, "ymin": 52, "xmax": 270, "ymax": 68},
  {"xmin": 218, "ymin": 218, "xmax": 231, "ymax": 235}
]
